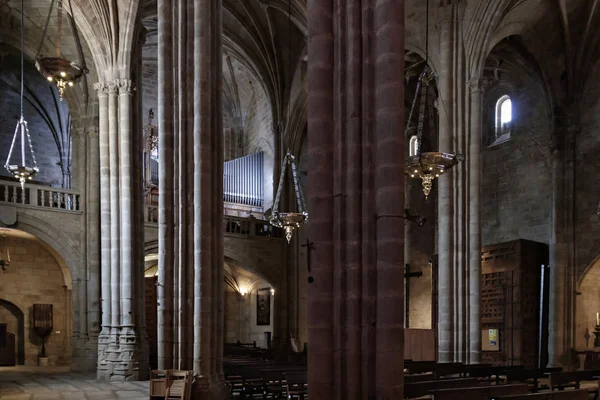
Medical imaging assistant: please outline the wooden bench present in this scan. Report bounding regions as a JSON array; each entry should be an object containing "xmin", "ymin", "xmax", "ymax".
[
  {"xmin": 505, "ymin": 368, "xmax": 563, "ymax": 392},
  {"xmin": 548, "ymin": 370, "xmax": 600, "ymax": 399},
  {"xmin": 165, "ymin": 370, "xmax": 192, "ymax": 400},
  {"xmin": 285, "ymin": 371, "xmax": 307, "ymax": 399},
  {"xmin": 404, "ymin": 378, "xmax": 479, "ymax": 399},
  {"xmin": 495, "ymin": 389, "xmax": 589, "ymax": 400},
  {"xmin": 430, "ymin": 383, "xmax": 529, "ymax": 400}
]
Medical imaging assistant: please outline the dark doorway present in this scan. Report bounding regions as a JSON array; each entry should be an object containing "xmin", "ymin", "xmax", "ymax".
[{"xmin": 0, "ymin": 299, "xmax": 25, "ymax": 365}]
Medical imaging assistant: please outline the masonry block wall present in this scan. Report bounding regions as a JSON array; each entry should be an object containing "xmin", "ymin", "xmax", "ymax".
[
  {"xmin": 481, "ymin": 62, "xmax": 552, "ymax": 247},
  {"xmin": 0, "ymin": 231, "xmax": 71, "ymax": 366},
  {"xmin": 576, "ymin": 57, "xmax": 600, "ymax": 279}
]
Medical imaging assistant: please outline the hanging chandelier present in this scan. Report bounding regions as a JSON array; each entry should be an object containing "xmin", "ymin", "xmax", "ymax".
[
  {"xmin": 35, "ymin": 0, "xmax": 88, "ymax": 100},
  {"xmin": 405, "ymin": 0, "xmax": 462, "ymax": 199},
  {"xmin": 269, "ymin": 0, "xmax": 308, "ymax": 244},
  {"xmin": 5, "ymin": 0, "xmax": 39, "ymax": 189},
  {"xmin": 270, "ymin": 150, "xmax": 308, "ymax": 244}
]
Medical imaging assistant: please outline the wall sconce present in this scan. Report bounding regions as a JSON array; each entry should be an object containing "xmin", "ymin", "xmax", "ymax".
[
  {"xmin": 270, "ymin": 288, "xmax": 275, "ymax": 296},
  {"xmin": 240, "ymin": 288, "xmax": 248, "ymax": 296}
]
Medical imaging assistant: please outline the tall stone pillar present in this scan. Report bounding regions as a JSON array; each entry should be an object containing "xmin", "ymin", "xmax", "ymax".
[
  {"xmin": 192, "ymin": 0, "xmax": 226, "ymax": 396},
  {"xmin": 96, "ymin": 83, "xmax": 112, "ymax": 369},
  {"xmin": 156, "ymin": 0, "xmax": 226, "ymax": 396},
  {"xmin": 468, "ymin": 78, "xmax": 487, "ymax": 364},
  {"xmin": 547, "ymin": 117, "xmax": 577, "ymax": 367},
  {"xmin": 157, "ymin": 0, "xmax": 175, "ymax": 372},
  {"xmin": 437, "ymin": 2, "xmax": 456, "ymax": 364},
  {"xmin": 96, "ymin": 79, "xmax": 148, "ymax": 380},
  {"xmin": 307, "ymin": 0, "xmax": 405, "ymax": 399}
]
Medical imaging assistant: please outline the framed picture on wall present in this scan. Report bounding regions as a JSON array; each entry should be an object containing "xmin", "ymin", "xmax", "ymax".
[{"xmin": 257, "ymin": 288, "xmax": 271, "ymax": 326}]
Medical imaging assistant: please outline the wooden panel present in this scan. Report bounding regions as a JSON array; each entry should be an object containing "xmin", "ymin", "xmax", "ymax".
[
  {"xmin": 404, "ymin": 329, "xmax": 436, "ymax": 361},
  {"xmin": 480, "ymin": 240, "xmax": 548, "ymax": 368}
]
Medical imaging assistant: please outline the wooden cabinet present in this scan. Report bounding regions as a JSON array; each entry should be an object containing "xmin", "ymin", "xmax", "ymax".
[{"xmin": 480, "ymin": 239, "xmax": 548, "ymax": 368}]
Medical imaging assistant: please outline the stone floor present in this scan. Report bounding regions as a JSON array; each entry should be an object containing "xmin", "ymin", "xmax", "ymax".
[{"xmin": 0, "ymin": 368, "xmax": 149, "ymax": 400}]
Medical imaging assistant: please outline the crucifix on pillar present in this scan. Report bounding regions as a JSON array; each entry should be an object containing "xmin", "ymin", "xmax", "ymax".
[
  {"xmin": 405, "ymin": 264, "xmax": 423, "ymax": 328},
  {"xmin": 301, "ymin": 239, "xmax": 314, "ymax": 284}
]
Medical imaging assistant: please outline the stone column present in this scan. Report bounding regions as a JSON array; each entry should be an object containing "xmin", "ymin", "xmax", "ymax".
[
  {"xmin": 437, "ymin": 2, "xmax": 455, "ymax": 364},
  {"xmin": 307, "ymin": 0, "xmax": 405, "ymax": 399},
  {"xmin": 107, "ymin": 82, "xmax": 121, "ymax": 342},
  {"xmin": 468, "ymin": 78, "xmax": 487, "ymax": 364},
  {"xmin": 547, "ymin": 119, "xmax": 577, "ymax": 368},
  {"xmin": 95, "ymin": 83, "xmax": 112, "ymax": 372},
  {"xmin": 118, "ymin": 79, "xmax": 135, "ymax": 331},
  {"xmin": 192, "ymin": 0, "xmax": 226, "ymax": 397},
  {"xmin": 157, "ymin": 0, "xmax": 175, "ymax": 371}
]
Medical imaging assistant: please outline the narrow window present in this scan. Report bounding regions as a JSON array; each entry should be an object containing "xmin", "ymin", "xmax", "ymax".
[
  {"xmin": 409, "ymin": 135, "xmax": 419, "ymax": 157},
  {"xmin": 495, "ymin": 95, "xmax": 512, "ymax": 139}
]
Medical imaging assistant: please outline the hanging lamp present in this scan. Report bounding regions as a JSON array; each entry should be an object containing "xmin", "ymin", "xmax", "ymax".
[
  {"xmin": 35, "ymin": 0, "xmax": 88, "ymax": 101},
  {"xmin": 269, "ymin": 0, "xmax": 308, "ymax": 244},
  {"xmin": 405, "ymin": 0, "xmax": 462, "ymax": 199},
  {"xmin": 4, "ymin": 0, "xmax": 39, "ymax": 189},
  {"xmin": 270, "ymin": 150, "xmax": 308, "ymax": 244}
]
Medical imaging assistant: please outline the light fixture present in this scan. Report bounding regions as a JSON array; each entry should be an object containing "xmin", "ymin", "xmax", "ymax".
[
  {"xmin": 35, "ymin": 0, "xmax": 88, "ymax": 100},
  {"xmin": 270, "ymin": 150, "xmax": 308, "ymax": 244},
  {"xmin": 5, "ymin": 0, "xmax": 39, "ymax": 189},
  {"xmin": 270, "ymin": 288, "xmax": 275, "ymax": 296},
  {"xmin": 269, "ymin": 0, "xmax": 308, "ymax": 244},
  {"xmin": 240, "ymin": 288, "xmax": 248, "ymax": 296},
  {"xmin": 405, "ymin": 0, "xmax": 462, "ymax": 199}
]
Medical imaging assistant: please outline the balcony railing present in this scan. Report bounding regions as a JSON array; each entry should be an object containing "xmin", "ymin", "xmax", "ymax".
[
  {"xmin": 144, "ymin": 206, "xmax": 282, "ymax": 239},
  {"xmin": 0, "ymin": 180, "xmax": 81, "ymax": 212}
]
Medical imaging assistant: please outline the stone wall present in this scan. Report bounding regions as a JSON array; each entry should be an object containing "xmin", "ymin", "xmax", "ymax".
[
  {"xmin": 141, "ymin": 61, "xmax": 158, "ymax": 127},
  {"xmin": 481, "ymin": 75, "xmax": 552, "ymax": 247},
  {"xmin": 0, "ymin": 230, "xmax": 71, "ymax": 366},
  {"xmin": 224, "ymin": 283, "xmax": 275, "ymax": 349},
  {"xmin": 575, "ymin": 57, "xmax": 600, "ymax": 279}
]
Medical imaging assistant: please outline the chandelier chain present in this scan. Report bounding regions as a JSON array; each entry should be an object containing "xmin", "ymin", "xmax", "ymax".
[
  {"xmin": 36, "ymin": 0, "xmax": 56, "ymax": 58},
  {"xmin": 56, "ymin": 0, "xmax": 63, "ymax": 58},
  {"xmin": 20, "ymin": 0, "xmax": 24, "ymax": 118}
]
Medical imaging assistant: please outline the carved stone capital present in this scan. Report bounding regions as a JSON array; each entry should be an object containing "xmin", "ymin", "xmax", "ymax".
[
  {"xmin": 469, "ymin": 77, "xmax": 492, "ymax": 94},
  {"xmin": 107, "ymin": 81, "xmax": 119, "ymax": 95},
  {"xmin": 94, "ymin": 82, "xmax": 109, "ymax": 96},
  {"xmin": 117, "ymin": 79, "xmax": 135, "ymax": 95}
]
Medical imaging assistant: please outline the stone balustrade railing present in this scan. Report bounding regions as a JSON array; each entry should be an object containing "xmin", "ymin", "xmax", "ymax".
[
  {"xmin": 144, "ymin": 204, "xmax": 283, "ymax": 239},
  {"xmin": 0, "ymin": 180, "xmax": 81, "ymax": 212}
]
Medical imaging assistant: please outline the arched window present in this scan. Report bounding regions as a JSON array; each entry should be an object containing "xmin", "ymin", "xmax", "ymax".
[
  {"xmin": 409, "ymin": 135, "xmax": 419, "ymax": 157},
  {"xmin": 495, "ymin": 95, "xmax": 512, "ymax": 139}
]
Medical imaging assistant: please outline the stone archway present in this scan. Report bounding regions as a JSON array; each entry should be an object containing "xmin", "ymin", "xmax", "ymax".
[
  {"xmin": 576, "ymin": 255, "xmax": 600, "ymax": 353},
  {"xmin": 0, "ymin": 298, "xmax": 25, "ymax": 365}
]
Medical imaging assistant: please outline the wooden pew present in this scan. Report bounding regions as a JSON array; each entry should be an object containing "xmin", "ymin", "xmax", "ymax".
[
  {"xmin": 285, "ymin": 371, "xmax": 307, "ymax": 400},
  {"xmin": 430, "ymin": 383, "xmax": 529, "ymax": 400},
  {"xmin": 404, "ymin": 378, "xmax": 479, "ymax": 399},
  {"xmin": 505, "ymin": 368, "xmax": 563, "ymax": 392},
  {"xmin": 495, "ymin": 389, "xmax": 589, "ymax": 400},
  {"xmin": 548, "ymin": 370, "xmax": 600, "ymax": 399}
]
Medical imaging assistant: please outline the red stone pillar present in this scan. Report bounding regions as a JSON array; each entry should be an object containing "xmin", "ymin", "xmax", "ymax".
[{"xmin": 307, "ymin": 0, "xmax": 405, "ymax": 399}]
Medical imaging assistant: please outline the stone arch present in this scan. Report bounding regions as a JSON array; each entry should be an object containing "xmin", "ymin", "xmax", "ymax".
[
  {"xmin": 8, "ymin": 214, "xmax": 77, "ymax": 289},
  {"xmin": 0, "ymin": 298, "xmax": 25, "ymax": 365},
  {"xmin": 575, "ymin": 255, "xmax": 600, "ymax": 351}
]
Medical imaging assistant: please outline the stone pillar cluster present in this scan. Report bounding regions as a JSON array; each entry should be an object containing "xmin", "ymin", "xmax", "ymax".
[
  {"xmin": 436, "ymin": 1, "xmax": 483, "ymax": 365},
  {"xmin": 547, "ymin": 115, "xmax": 578, "ymax": 367},
  {"xmin": 307, "ymin": 0, "xmax": 405, "ymax": 399},
  {"xmin": 95, "ymin": 80, "xmax": 149, "ymax": 381},
  {"xmin": 156, "ymin": 0, "xmax": 226, "ymax": 397}
]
